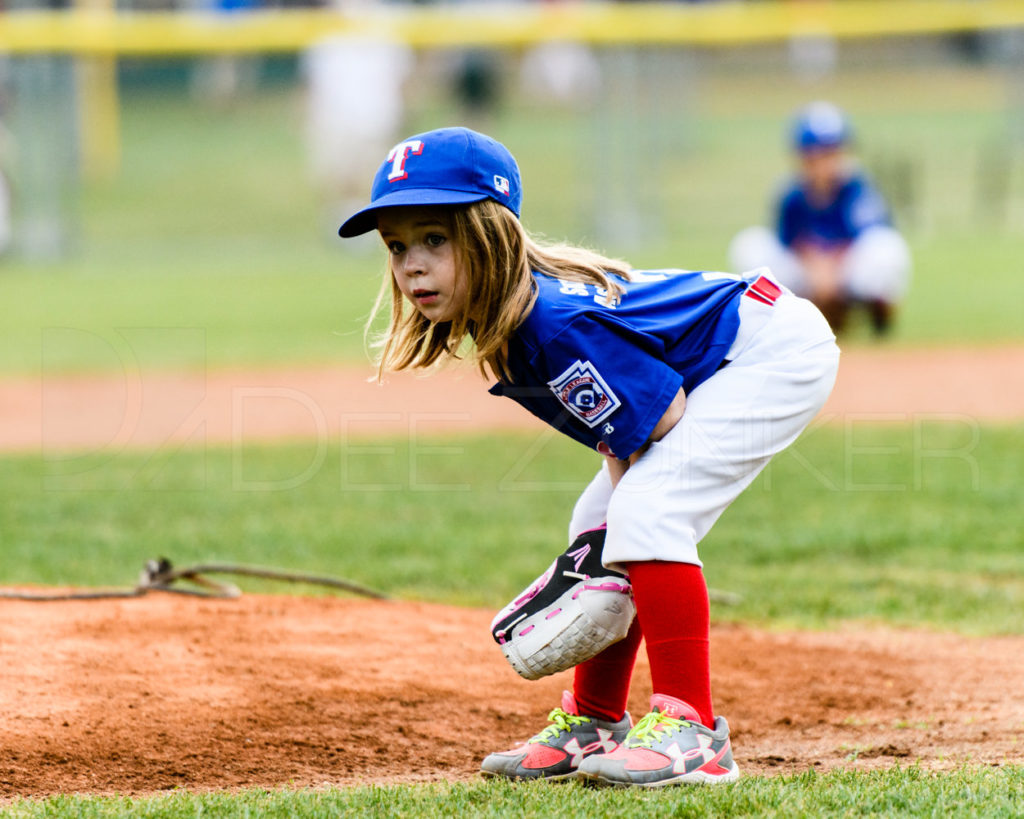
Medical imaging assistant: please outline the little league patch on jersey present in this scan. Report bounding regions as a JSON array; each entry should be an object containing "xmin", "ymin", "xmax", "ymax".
[{"xmin": 547, "ymin": 360, "xmax": 622, "ymax": 428}]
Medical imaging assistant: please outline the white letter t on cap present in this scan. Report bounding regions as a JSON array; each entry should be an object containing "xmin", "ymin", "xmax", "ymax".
[{"xmin": 386, "ymin": 140, "xmax": 424, "ymax": 182}]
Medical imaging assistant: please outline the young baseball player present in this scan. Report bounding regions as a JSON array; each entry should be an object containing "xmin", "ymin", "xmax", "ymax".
[
  {"xmin": 339, "ymin": 127, "xmax": 840, "ymax": 787},
  {"xmin": 729, "ymin": 101, "xmax": 911, "ymax": 334}
]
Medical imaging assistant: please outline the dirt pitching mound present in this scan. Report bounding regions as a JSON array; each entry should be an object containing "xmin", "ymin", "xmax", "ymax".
[{"xmin": 2, "ymin": 594, "xmax": 1022, "ymax": 797}]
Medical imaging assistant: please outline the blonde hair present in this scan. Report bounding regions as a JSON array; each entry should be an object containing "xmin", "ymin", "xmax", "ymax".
[{"xmin": 368, "ymin": 200, "xmax": 632, "ymax": 382}]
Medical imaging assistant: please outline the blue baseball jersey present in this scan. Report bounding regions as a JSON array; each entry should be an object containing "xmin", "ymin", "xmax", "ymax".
[
  {"xmin": 488, "ymin": 269, "xmax": 747, "ymax": 459},
  {"xmin": 776, "ymin": 169, "xmax": 889, "ymax": 251}
]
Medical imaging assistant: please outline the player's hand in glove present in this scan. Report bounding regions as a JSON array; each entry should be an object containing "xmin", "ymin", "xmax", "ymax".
[{"xmin": 490, "ymin": 526, "xmax": 635, "ymax": 680}]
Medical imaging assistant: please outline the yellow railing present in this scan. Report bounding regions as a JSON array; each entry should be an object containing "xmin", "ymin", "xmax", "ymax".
[
  {"xmin": 1, "ymin": 0, "xmax": 1023, "ymax": 55},
  {"xmin": 10, "ymin": 0, "xmax": 1022, "ymax": 181}
]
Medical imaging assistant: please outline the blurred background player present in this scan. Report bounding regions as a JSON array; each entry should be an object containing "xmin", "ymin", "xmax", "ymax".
[{"xmin": 729, "ymin": 101, "xmax": 911, "ymax": 335}]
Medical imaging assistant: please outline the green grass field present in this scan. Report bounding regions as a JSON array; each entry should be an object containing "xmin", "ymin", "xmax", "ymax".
[
  {"xmin": 3, "ymin": 50, "xmax": 1024, "ymax": 817},
  {"xmin": 4, "ymin": 425, "xmax": 1022, "ymax": 632},
  {"xmin": 5, "ymin": 766, "xmax": 1024, "ymax": 818}
]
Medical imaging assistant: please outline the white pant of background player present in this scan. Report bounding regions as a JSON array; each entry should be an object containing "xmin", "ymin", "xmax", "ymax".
[
  {"xmin": 569, "ymin": 279, "xmax": 840, "ymax": 568},
  {"xmin": 728, "ymin": 225, "xmax": 911, "ymax": 305}
]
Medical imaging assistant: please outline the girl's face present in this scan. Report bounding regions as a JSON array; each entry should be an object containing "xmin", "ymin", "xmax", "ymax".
[{"xmin": 377, "ymin": 207, "xmax": 468, "ymax": 323}]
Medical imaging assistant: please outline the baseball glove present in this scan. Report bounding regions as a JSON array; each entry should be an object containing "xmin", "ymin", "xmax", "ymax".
[{"xmin": 490, "ymin": 527, "xmax": 635, "ymax": 681}]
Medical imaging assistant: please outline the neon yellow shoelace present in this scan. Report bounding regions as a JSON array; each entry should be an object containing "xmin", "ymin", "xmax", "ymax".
[
  {"xmin": 623, "ymin": 709, "xmax": 691, "ymax": 749},
  {"xmin": 529, "ymin": 708, "xmax": 590, "ymax": 744}
]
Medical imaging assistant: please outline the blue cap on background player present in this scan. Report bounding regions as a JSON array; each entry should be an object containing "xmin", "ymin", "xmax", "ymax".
[
  {"xmin": 339, "ymin": 126, "xmax": 522, "ymax": 237},
  {"xmin": 791, "ymin": 101, "xmax": 851, "ymax": 152}
]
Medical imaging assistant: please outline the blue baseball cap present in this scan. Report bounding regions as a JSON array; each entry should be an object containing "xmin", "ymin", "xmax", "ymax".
[
  {"xmin": 791, "ymin": 102, "xmax": 851, "ymax": 152},
  {"xmin": 338, "ymin": 127, "xmax": 522, "ymax": 237}
]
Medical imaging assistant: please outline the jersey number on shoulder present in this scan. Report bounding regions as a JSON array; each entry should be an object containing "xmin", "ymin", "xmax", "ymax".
[{"xmin": 558, "ymin": 281, "xmax": 618, "ymax": 309}]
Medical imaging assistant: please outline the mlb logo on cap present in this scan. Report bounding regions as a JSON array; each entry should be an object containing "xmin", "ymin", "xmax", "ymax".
[{"xmin": 339, "ymin": 127, "xmax": 523, "ymax": 237}]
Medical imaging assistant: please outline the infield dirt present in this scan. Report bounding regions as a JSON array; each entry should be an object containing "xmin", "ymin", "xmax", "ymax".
[
  {"xmin": 2, "ymin": 595, "xmax": 1023, "ymax": 797},
  {"xmin": 1, "ymin": 344, "xmax": 1022, "ymax": 452},
  {"xmin": 1, "ymin": 345, "xmax": 1022, "ymax": 796}
]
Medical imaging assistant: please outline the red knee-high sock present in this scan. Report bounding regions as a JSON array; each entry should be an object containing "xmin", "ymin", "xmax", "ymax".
[
  {"xmin": 627, "ymin": 560, "xmax": 715, "ymax": 728},
  {"xmin": 573, "ymin": 618, "xmax": 642, "ymax": 722}
]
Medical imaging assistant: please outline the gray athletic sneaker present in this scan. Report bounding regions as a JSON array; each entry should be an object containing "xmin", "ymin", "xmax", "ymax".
[
  {"xmin": 577, "ymin": 693, "xmax": 740, "ymax": 787},
  {"xmin": 480, "ymin": 691, "xmax": 631, "ymax": 781}
]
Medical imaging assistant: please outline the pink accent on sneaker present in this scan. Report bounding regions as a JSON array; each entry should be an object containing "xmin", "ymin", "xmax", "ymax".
[
  {"xmin": 696, "ymin": 745, "xmax": 734, "ymax": 776},
  {"xmin": 622, "ymin": 748, "xmax": 672, "ymax": 772},
  {"xmin": 650, "ymin": 694, "xmax": 702, "ymax": 724},
  {"xmin": 665, "ymin": 736, "xmax": 735, "ymax": 777},
  {"xmin": 545, "ymin": 608, "xmax": 562, "ymax": 620},
  {"xmin": 561, "ymin": 690, "xmax": 581, "ymax": 715},
  {"xmin": 522, "ymin": 744, "xmax": 568, "ymax": 769},
  {"xmin": 518, "ymin": 625, "xmax": 534, "ymax": 636}
]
